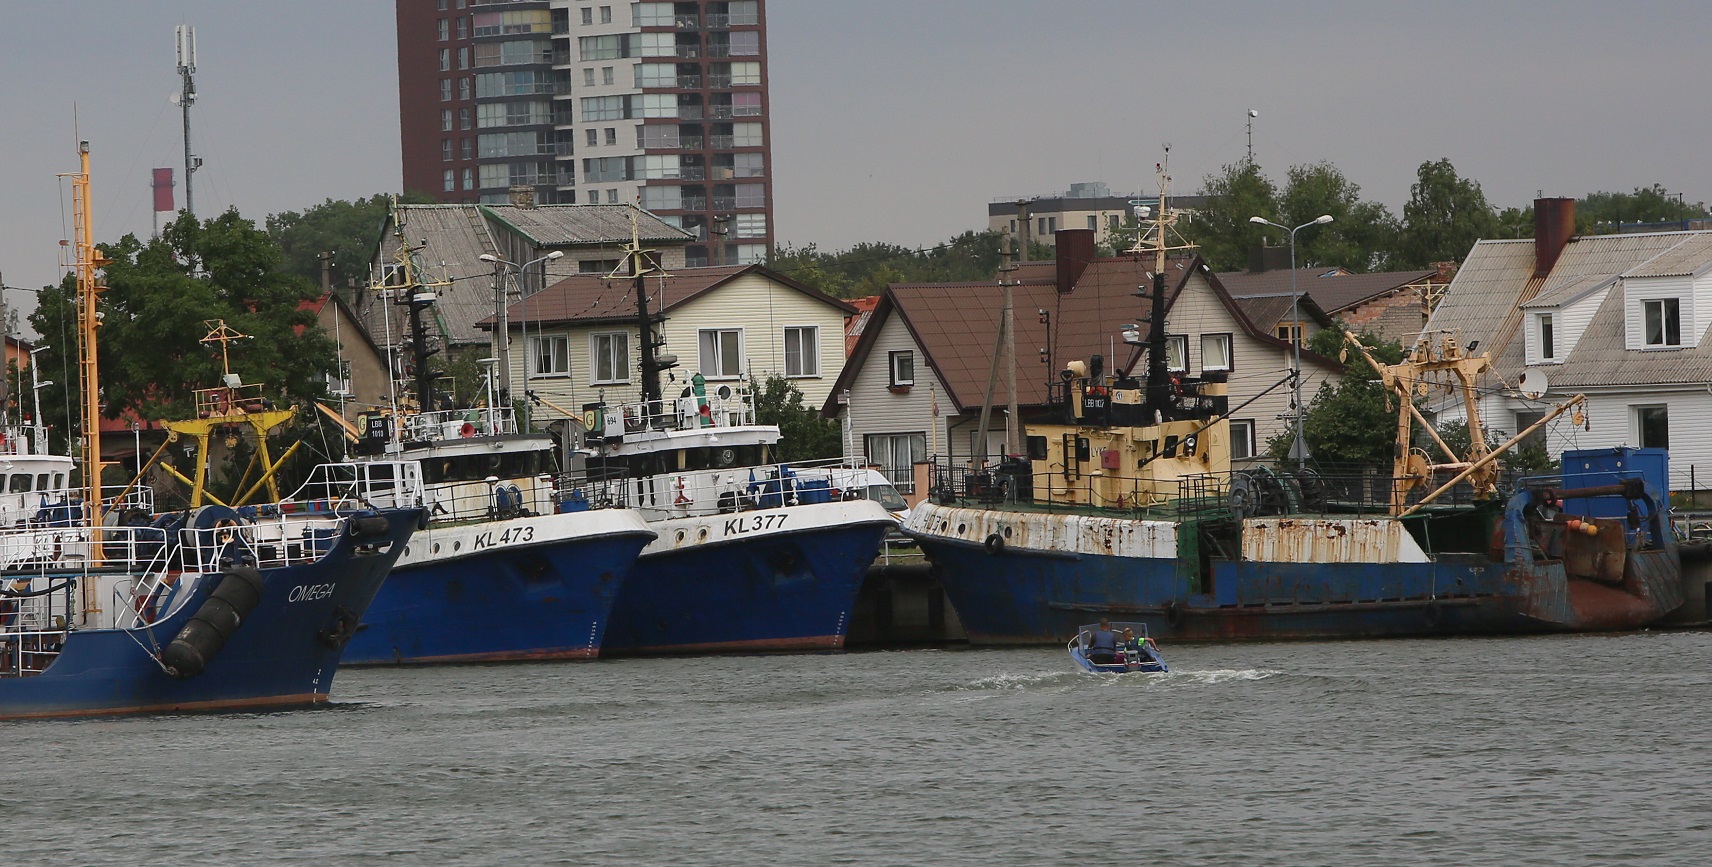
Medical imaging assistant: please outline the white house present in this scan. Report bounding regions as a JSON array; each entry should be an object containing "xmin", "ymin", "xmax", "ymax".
[
  {"xmin": 484, "ymin": 263, "xmax": 855, "ymax": 420},
  {"xmin": 1426, "ymin": 198, "xmax": 1712, "ymax": 490}
]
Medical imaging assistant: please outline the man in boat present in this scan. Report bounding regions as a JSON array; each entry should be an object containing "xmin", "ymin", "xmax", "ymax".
[{"xmin": 1088, "ymin": 619, "xmax": 1118, "ymax": 664}]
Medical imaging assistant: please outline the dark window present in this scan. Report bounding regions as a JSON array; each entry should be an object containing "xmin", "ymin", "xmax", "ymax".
[
  {"xmin": 1540, "ymin": 314, "xmax": 1555, "ymax": 359},
  {"xmin": 1637, "ymin": 406, "xmax": 1669, "ymax": 449},
  {"xmin": 1644, "ymin": 299, "xmax": 1680, "ymax": 347}
]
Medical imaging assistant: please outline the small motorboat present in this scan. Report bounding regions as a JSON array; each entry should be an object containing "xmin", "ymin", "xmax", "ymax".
[{"xmin": 1068, "ymin": 621, "xmax": 1168, "ymax": 673}]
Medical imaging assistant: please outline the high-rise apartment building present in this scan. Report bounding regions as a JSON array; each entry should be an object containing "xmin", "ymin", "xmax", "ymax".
[{"xmin": 396, "ymin": 0, "xmax": 772, "ymax": 266}]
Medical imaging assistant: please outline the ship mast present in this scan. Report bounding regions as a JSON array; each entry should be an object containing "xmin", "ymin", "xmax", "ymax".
[
  {"xmin": 1127, "ymin": 146, "xmax": 1196, "ymax": 422},
  {"xmin": 66, "ymin": 142, "xmax": 109, "ymax": 524},
  {"xmin": 612, "ymin": 206, "xmax": 672, "ymax": 417}
]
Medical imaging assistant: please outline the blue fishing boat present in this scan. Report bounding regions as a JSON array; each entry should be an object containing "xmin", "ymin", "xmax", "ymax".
[
  {"xmin": 905, "ymin": 170, "xmax": 1682, "ymax": 645},
  {"xmin": 1068, "ymin": 622, "xmax": 1167, "ymax": 673},
  {"xmin": 0, "ymin": 144, "xmax": 421, "ymax": 719},
  {"xmin": 579, "ymin": 233, "xmax": 894, "ymax": 656},
  {"xmin": 335, "ymin": 224, "xmax": 655, "ymax": 665}
]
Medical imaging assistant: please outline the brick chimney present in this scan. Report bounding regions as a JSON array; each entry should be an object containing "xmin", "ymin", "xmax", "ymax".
[
  {"xmin": 1533, "ymin": 197, "xmax": 1575, "ymax": 277},
  {"xmin": 1054, "ymin": 228, "xmax": 1096, "ymax": 293},
  {"xmin": 509, "ymin": 185, "xmax": 537, "ymax": 208}
]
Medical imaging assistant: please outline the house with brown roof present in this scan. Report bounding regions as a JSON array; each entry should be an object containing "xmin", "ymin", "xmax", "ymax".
[
  {"xmin": 1218, "ymin": 265, "xmax": 1450, "ymax": 347},
  {"xmin": 822, "ymin": 248, "xmax": 1344, "ymax": 498},
  {"xmin": 1425, "ymin": 198, "xmax": 1712, "ymax": 489},
  {"xmin": 481, "ymin": 264, "xmax": 855, "ymax": 423}
]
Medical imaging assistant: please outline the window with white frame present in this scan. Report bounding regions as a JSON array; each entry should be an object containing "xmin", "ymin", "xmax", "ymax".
[
  {"xmin": 531, "ymin": 335, "xmax": 570, "ymax": 376},
  {"xmin": 867, "ymin": 432, "xmax": 926, "ymax": 493},
  {"xmin": 784, "ymin": 326, "xmax": 819, "ymax": 377},
  {"xmin": 733, "ymin": 213, "xmax": 767, "ymax": 238},
  {"xmin": 1636, "ymin": 405, "xmax": 1669, "ymax": 449},
  {"xmin": 633, "ymin": 2, "xmax": 672, "ymax": 26},
  {"xmin": 734, "ymin": 244, "xmax": 767, "ymax": 265},
  {"xmin": 889, "ymin": 350, "xmax": 914, "ymax": 386},
  {"xmin": 699, "ymin": 328, "xmax": 743, "ymax": 378},
  {"xmin": 1644, "ymin": 299, "xmax": 1681, "ymax": 347},
  {"xmin": 1166, "ymin": 335, "xmax": 1187, "ymax": 371},
  {"xmin": 1201, "ymin": 333, "xmax": 1233, "ymax": 372},
  {"xmin": 590, "ymin": 331, "xmax": 629, "ymax": 383},
  {"xmin": 1538, "ymin": 313, "xmax": 1556, "ymax": 360},
  {"xmin": 1229, "ymin": 419, "xmax": 1256, "ymax": 460}
]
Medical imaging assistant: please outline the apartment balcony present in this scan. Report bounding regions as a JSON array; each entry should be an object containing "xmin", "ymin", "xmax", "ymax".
[
  {"xmin": 678, "ymin": 106, "xmax": 703, "ymax": 120},
  {"xmin": 677, "ymin": 136, "xmax": 704, "ymax": 149},
  {"xmin": 676, "ymin": 45, "xmax": 701, "ymax": 59},
  {"xmin": 707, "ymin": 45, "xmax": 731, "ymax": 58},
  {"xmin": 705, "ymin": 14, "xmax": 729, "ymax": 28},
  {"xmin": 675, "ymin": 15, "xmax": 700, "ymax": 29},
  {"xmin": 709, "ymin": 135, "xmax": 734, "ymax": 148},
  {"xmin": 711, "ymin": 196, "xmax": 736, "ymax": 210},
  {"xmin": 680, "ymin": 197, "xmax": 707, "ymax": 211},
  {"xmin": 675, "ymin": 75, "xmax": 701, "ymax": 89},
  {"xmin": 707, "ymin": 74, "xmax": 732, "ymax": 88},
  {"xmin": 708, "ymin": 105, "xmax": 733, "ymax": 119},
  {"xmin": 679, "ymin": 166, "xmax": 706, "ymax": 181},
  {"xmin": 734, "ymin": 105, "xmax": 761, "ymax": 117}
]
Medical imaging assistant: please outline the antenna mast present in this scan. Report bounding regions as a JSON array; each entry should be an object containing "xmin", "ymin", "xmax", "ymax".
[
  {"xmin": 175, "ymin": 25, "xmax": 201, "ymax": 218},
  {"xmin": 1128, "ymin": 146, "xmax": 1197, "ymax": 421}
]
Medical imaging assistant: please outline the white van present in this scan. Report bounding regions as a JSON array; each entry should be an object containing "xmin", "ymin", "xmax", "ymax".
[{"xmin": 792, "ymin": 466, "xmax": 911, "ymax": 523}]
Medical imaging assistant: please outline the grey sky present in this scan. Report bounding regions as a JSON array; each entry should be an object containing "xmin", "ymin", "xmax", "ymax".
[{"xmin": 3, "ymin": 1, "xmax": 1709, "ymax": 302}]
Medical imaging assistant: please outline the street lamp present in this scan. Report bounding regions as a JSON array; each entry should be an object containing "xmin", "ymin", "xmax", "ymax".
[
  {"xmin": 1248, "ymin": 213, "xmax": 1333, "ymax": 463},
  {"xmin": 478, "ymin": 250, "xmax": 564, "ymax": 410}
]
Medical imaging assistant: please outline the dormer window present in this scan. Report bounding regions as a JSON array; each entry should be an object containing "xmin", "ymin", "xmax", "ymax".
[
  {"xmin": 1644, "ymin": 299, "xmax": 1681, "ymax": 347},
  {"xmin": 1539, "ymin": 313, "xmax": 1555, "ymax": 361}
]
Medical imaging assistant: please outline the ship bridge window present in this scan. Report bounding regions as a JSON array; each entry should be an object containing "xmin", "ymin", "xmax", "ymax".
[
  {"xmin": 683, "ymin": 444, "xmax": 762, "ymax": 470},
  {"xmin": 9, "ymin": 474, "xmax": 30, "ymax": 493},
  {"xmin": 423, "ymin": 450, "xmax": 548, "ymax": 484},
  {"xmin": 36, "ymin": 474, "xmax": 49, "ymax": 491}
]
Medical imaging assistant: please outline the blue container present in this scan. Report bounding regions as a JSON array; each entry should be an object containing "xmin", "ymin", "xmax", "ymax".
[
  {"xmin": 796, "ymin": 478, "xmax": 833, "ymax": 505},
  {"xmin": 1560, "ymin": 447, "xmax": 1669, "ymax": 519}
]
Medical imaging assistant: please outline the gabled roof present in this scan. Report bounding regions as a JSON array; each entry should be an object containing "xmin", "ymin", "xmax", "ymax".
[
  {"xmin": 1427, "ymin": 229, "xmax": 1712, "ymax": 387},
  {"xmin": 1217, "ymin": 267, "xmax": 1439, "ymax": 316},
  {"xmin": 825, "ymin": 254, "xmax": 1341, "ymax": 416},
  {"xmin": 479, "ymin": 204, "xmax": 692, "ymax": 247},
  {"xmin": 482, "ymin": 264, "xmax": 856, "ymax": 330},
  {"xmin": 844, "ymin": 295, "xmax": 881, "ymax": 355},
  {"xmin": 1227, "ymin": 294, "xmax": 1335, "ymax": 334}
]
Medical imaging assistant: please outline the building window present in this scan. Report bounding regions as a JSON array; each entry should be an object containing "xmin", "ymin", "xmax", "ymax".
[
  {"xmin": 1539, "ymin": 313, "xmax": 1556, "ymax": 360},
  {"xmin": 889, "ymin": 351, "xmax": 914, "ymax": 386},
  {"xmin": 462, "ymin": 168, "xmax": 474, "ymax": 190},
  {"xmin": 1634, "ymin": 405, "xmax": 1669, "ymax": 449},
  {"xmin": 437, "ymin": 18, "xmax": 449, "ymax": 41},
  {"xmin": 1200, "ymin": 333, "xmax": 1232, "ymax": 372},
  {"xmin": 458, "ymin": 46, "xmax": 469, "ymax": 69},
  {"xmin": 1229, "ymin": 419, "xmax": 1256, "ymax": 460},
  {"xmin": 867, "ymin": 433, "xmax": 926, "ymax": 494},
  {"xmin": 1275, "ymin": 323, "xmax": 1303, "ymax": 346},
  {"xmin": 460, "ymin": 138, "xmax": 472, "ymax": 160},
  {"xmin": 441, "ymin": 109, "xmax": 453, "ymax": 132},
  {"xmin": 581, "ymin": 7, "xmax": 593, "ymax": 25},
  {"xmin": 439, "ymin": 48, "xmax": 451, "ymax": 71},
  {"xmin": 459, "ymin": 77, "xmax": 472, "ymax": 100},
  {"xmin": 605, "ymin": 127, "xmax": 617, "ymax": 145},
  {"xmin": 784, "ymin": 326, "xmax": 819, "ymax": 377},
  {"xmin": 1644, "ymin": 299, "xmax": 1680, "ymax": 347},
  {"xmin": 602, "ymin": 66, "xmax": 615, "ymax": 85},
  {"xmin": 442, "ymin": 169, "xmax": 455, "ymax": 192},
  {"xmin": 583, "ymin": 68, "xmax": 596, "ymax": 87},
  {"xmin": 441, "ymin": 139, "xmax": 453, "ymax": 161},
  {"xmin": 586, "ymin": 128, "xmax": 599, "ymax": 147},
  {"xmin": 532, "ymin": 335, "xmax": 570, "ymax": 377},
  {"xmin": 440, "ymin": 79, "xmax": 452, "ymax": 101},
  {"xmin": 699, "ymin": 328, "xmax": 743, "ymax": 378},
  {"xmin": 1166, "ymin": 335, "xmax": 1187, "ymax": 371},
  {"xmin": 600, "ymin": 6, "xmax": 612, "ymax": 24},
  {"xmin": 590, "ymin": 332, "xmax": 629, "ymax": 383},
  {"xmin": 455, "ymin": 17, "xmax": 467, "ymax": 39},
  {"xmin": 459, "ymin": 107, "xmax": 472, "ymax": 129}
]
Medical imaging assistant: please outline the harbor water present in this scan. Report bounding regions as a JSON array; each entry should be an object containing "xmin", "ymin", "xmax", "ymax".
[{"xmin": 7, "ymin": 631, "xmax": 1712, "ymax": 864}]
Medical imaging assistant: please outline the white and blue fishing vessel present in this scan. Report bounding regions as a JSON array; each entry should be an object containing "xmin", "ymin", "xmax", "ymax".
[
  {"xmin": 336, "ymin": 225, "xmax": 655, "ymax": 665},
  {"xmin": 578, "ymin": 236, "xmax": 895, "ymax": 656}
]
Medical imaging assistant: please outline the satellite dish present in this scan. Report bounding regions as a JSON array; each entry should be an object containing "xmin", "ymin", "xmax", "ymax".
[{"xmin": 1518, "ymin": 369, "xmax": 1549, "ymax": 400}]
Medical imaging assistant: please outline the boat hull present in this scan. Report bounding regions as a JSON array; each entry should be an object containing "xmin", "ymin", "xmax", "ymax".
[
  {"xmin": 908, "ymin": 501, "xmax": 1683, "ymax": 644},
  {"xmin": 343, "ymin": 509, "xmax": 655, "ymax": 665},
  {"xmin": 602, "ymin": 501, "xmax": 893, "ymax": 655},
  {"xmin": 0, "ymin": 509, "xmax": 419, "ymax": 720}
]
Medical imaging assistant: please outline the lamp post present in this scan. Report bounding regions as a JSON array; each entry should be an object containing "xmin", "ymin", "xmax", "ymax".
[
  {"xmin": 478, "ymin": 250, "xmax": 564, "ymax": 411},
  {"xmin": 1248, "ymin": 213, "xmax": 1333, "ymax": 463}
]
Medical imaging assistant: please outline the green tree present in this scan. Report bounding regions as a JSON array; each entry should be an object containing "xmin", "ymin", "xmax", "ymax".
[
  {"xmin": 767, "ymin": 231, "xmax": 1005, "ymax": 299},
  {"xmin": 1278, "ymin": 162, "xmax": 1399, "ymax": 272},
  {"xmin": 1578, "ymin": 184, "xmax": 1710, "ymax": 233},
  {"xmin": 750, "ymin": 374, "xmax": 841, "ymax": 461},
  {"xmin": 1181, "ymin": 160, "xmax": 1280, "ymax": 271},
  {"xmin": 1394, "ymin": 158, "xmax": 1501, "ymax": 268},
  {"xmin": 1269, "ymin": 327, "xmax": 1404, "ymax": 467},
  {"xmin": 266, "ymin": 192, "xmax": 435, "ymax": 291},
  {"xmin": 29, "ymin": 209, "xmax": 337, "ymax": 442}
]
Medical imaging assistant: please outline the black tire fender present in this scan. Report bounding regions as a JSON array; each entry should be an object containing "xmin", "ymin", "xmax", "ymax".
[
  {"xmin": 983, "ymin": 533, "xmax": 1005, "ymax": 555},
  {"xmin": 1164, "ymin": 600, "xmax": 1185, "ymax": 629}
]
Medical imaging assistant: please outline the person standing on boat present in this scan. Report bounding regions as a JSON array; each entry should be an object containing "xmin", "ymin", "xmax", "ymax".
[{"xmin": 1089, "ymin": 619, "xmax": 1117, "ymax": 664}]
